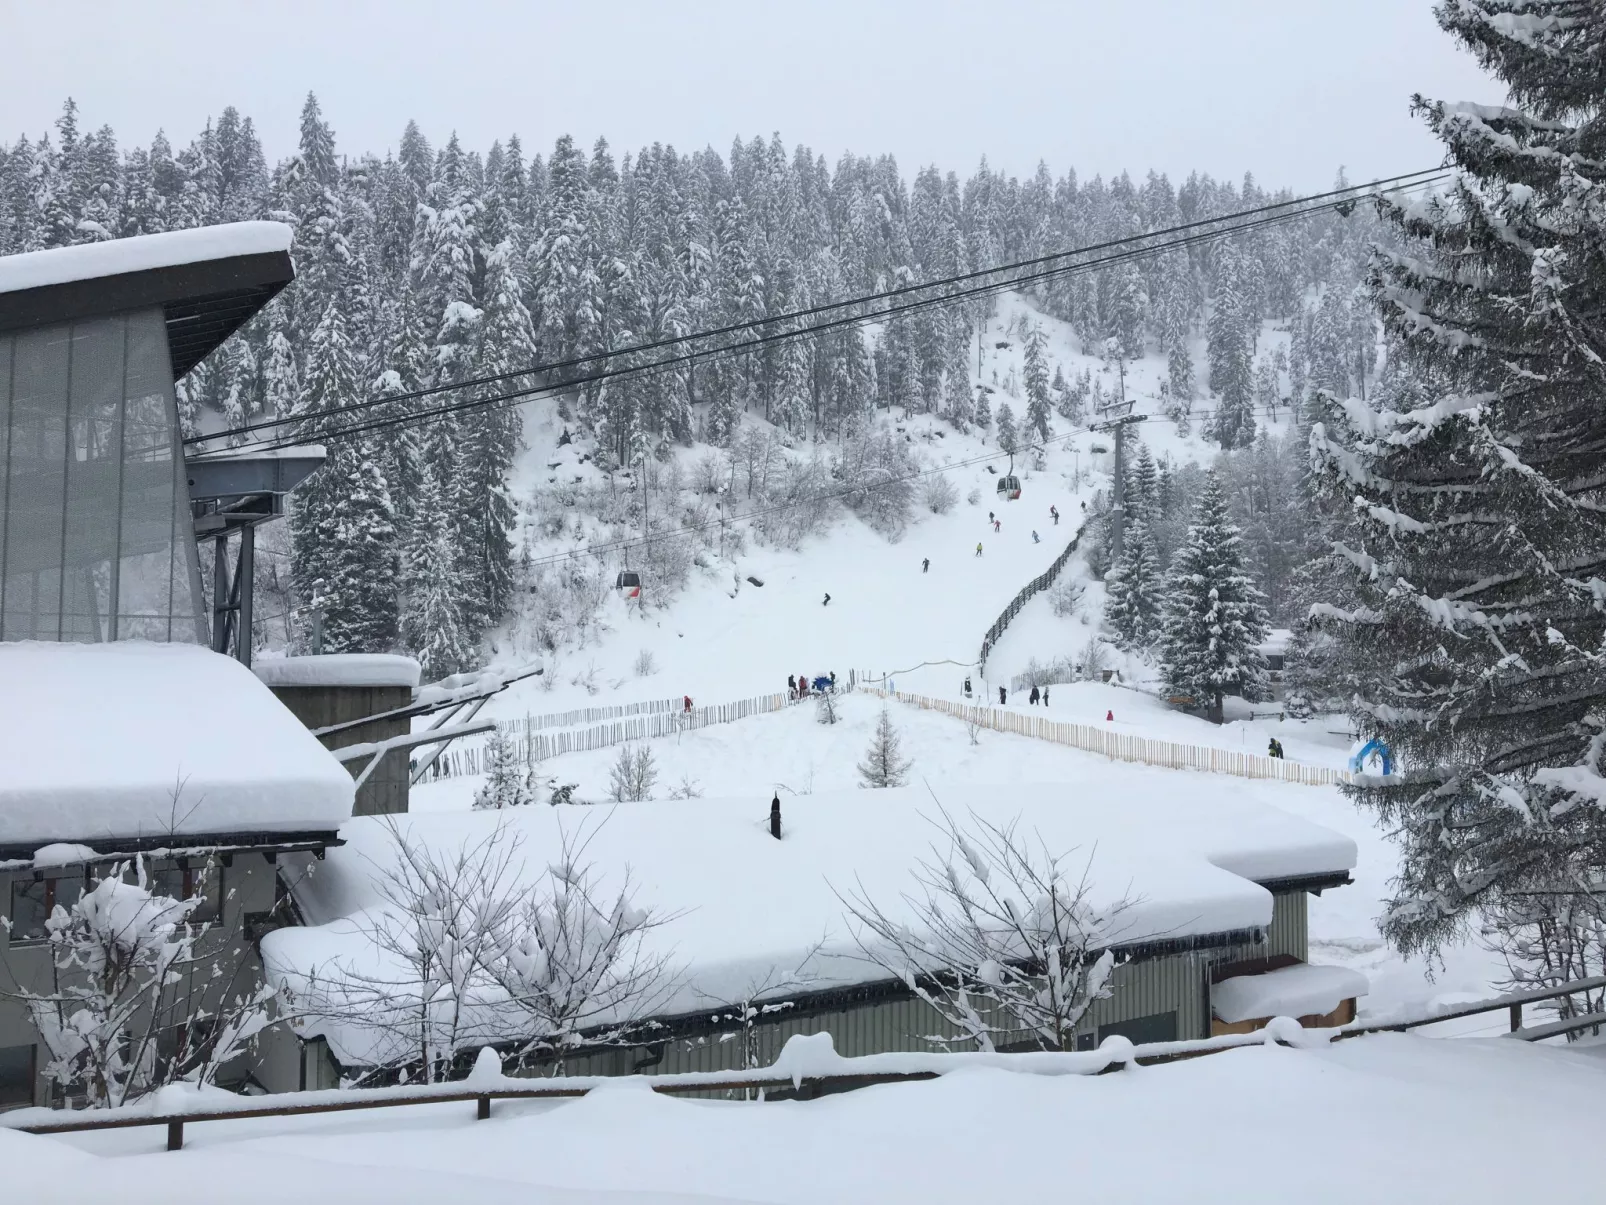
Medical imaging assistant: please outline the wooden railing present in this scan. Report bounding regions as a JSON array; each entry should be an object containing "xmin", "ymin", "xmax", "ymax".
[
  {"xmin": 865, "ymin": 685, "xmax": 1351, "ymax": 787},
  {"xmin": 9, "ymin": 976, "xmax": 1601, "ymax": 1153}
]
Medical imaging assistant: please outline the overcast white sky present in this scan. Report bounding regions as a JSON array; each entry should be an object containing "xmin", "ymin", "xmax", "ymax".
[{"xmin": 7, "ymin": 0, "xmax": 1499, "ymax": 192}]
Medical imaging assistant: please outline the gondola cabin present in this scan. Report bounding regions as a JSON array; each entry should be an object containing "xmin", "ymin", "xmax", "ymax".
[
  {"xmin": 997, "ymin": 474, "xmax": 1022, "ymax": 500},
  {"xmin": 616, "ymin": 570, "xmax": 642, "ymax": 599}
]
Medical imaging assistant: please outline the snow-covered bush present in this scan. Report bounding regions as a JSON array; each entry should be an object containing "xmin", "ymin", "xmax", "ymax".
[
  {"xmin": 608, "ymin": 744, "xmax": 658, "ymax": 802},
  {"xmin": 815, "ymin": 690, "xmax": 839, "ymax": 725},
  {"xmin": 840, "ymin": 808, "xmax": 1129, "ymax": 1052},
  {"xmin": 921, "ymin": 472, "xmax": 959, "ymax": 515},
  {"xmin": 3, "ymin": 857, "xmax": 277, "ymax": 1106},
  {"xmin": 838, "ymin": 424, "xmax": 918, "ymax": 540},
  {"xmin": 633, "ymin": 649, "xmax": 657, "ymax": 678}
]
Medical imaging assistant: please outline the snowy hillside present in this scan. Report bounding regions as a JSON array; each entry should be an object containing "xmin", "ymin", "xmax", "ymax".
[{"xmin": 478, "ymin": 288, "xmax": 1299, "ymax": 723}]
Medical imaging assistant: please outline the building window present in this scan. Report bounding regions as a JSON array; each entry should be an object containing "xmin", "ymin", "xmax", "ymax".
[
  {"xmin": 0, "ymin": 1045, "xmax": 36, "ymax": 1110},
  {"xmin": 142, "ymin": 861, "xmax": 224, "ymax": 925},
  {"xmin": 7, "ymin": 871, "xmax": 86, "ymax": 943},
  {"xmin": 1076, "ymin": 1011, "xmax": 1180, "ymax": 1050}
]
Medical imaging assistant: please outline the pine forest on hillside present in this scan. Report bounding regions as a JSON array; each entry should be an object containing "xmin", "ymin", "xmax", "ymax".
[{"xmin": 2, "ymin": 104, "xmax": 1381, "ymax": 674}]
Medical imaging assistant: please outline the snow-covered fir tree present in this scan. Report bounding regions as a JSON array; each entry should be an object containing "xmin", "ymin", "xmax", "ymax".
[
  {"xmin": 1021, "ymin": 324, "xmax": 1053, "ymax": 443},
  {"xmin": 473, "ymin": 728, "xmax": 535, "ymax": 809},
  {"xmin": 1104, "ymin": 520, "xmax": 1163, "ymax": 649},
  {"xmin": 995, "ymin": 401, "xmax": 1018, "ymax": 455},
  {"xmin": 857, "ymin": 707, "xmax": 912, "ymax": 788},
  {"xmin": 1306, "ymin": 0, "xmax": 1606, "ymax": 959},
  {"xmin": 1159, "ymin": 471, "xmax": 1270, "ymax": 722},
  {"xmin": 320, "ymin": 440, "xmax": 400, "ymax": 653}
]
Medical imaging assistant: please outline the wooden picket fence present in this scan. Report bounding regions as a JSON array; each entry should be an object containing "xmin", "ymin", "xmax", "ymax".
[
  {"xmin": 429, "ymin": 689, "xmax": 808, "ymax": 779},
  {"xmin": 506, "ymin": 698, "xmax": 680, "ymax": 732},
  {"xmin": 865, "ymin": 686, "xmax": 1351, "ymax": 787}
]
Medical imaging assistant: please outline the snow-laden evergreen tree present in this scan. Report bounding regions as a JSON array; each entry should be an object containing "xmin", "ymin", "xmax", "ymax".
[
  {"xmin": 1021, "ymin": 324, "xmax": 1053, "ymax": 443},
  {"xmin": 1207, "ymin": 242, "xmax": 1255, "ymax": 448},
  {"xmin": 321, "ymin": 441, "xmax": 400, "ymax": 653},
  {"xmin": 473, "ymin": 727, "xmax": 535, "ymax": 809},
  {"xmin": 995, "ymin": 401, "xmax": 1018, "ymax": 455},
  {"xmin": 1159, "ymin": 471, "xmax": 1270, "ymax": 722},
  {"xmin": 857, "ymin": 707, "xmax": 912, "ymax": 788},
  {"xmin": 288, "ymin": 299, "xmax": 361, "ymax": 626},
  {"xmin": 401, "ymin": 459, "xmax": 475, "ymax": 679},
  {"xmin": 455, "ymin": 240, "xmax": 528, "ymax": 630},
  {"xmin": 973, "ymin": 385, "xmax": 992, "ymax": 433},
  {"xmin": 1104, "ymin": 519, "xmax": 1163, "ymax": 648},
  {"xmin": 1306, "ymin": 0, "xmax": 1606, "ymax": 959}
]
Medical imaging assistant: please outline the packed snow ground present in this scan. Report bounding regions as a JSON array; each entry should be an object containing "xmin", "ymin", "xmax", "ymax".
[{"xmin": 21, "ymin": 1035, "xmax": 1606, "ymax": 1204}]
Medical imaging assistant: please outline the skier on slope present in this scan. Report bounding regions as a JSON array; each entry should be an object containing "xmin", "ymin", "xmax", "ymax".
[
  {"xmin": 1029, "ymin": 685, "xmax": 1040, "ymax": 705},
  {"xmin": 999, "ymin": 685, "xmax": 1008, "ymax": 705},
  {"xmin": 823, "ymin": 592, "xmax": 831, "ymax": 606},
  {"xmin": 975, "ymin": 542, "xmax": 984, "ymax": 557},
  {"xmin": 993, "ymin": 519, "xmax": 1001, "ymax": 533},
  {"xmin": 1032, "ymin": 530, "xmax": 1040, "ymax": 544},
  {"xmin": 922, "ymin": 557, "xmax": 930, "ymax": 573},
  {"xmin": 1051, "ymin": 505, "xmax": 1059, "ymax": 526}
]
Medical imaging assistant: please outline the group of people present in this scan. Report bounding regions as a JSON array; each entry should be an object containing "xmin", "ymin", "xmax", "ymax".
[{"xmin": 789, "ymin": 671, "xmax": 836, "ymax": 700}]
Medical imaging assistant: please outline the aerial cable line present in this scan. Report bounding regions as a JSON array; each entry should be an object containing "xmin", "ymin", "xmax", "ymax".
[
  {"xmin": 230, "ymin": 176, "xmax": 1444, "ymax": 456},
  {"xmin": 189, "ymin": 167, "xmax": 1445, "ymax": 451},
  {"xmin": 229, "ymin": 176, "xmax": 1445, "ymax": 458}
]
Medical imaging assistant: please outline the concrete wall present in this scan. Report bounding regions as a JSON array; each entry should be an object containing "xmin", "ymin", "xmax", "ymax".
[{"xmin": 268, "ymin": 684, "xmax": 412, "ymax": 816}]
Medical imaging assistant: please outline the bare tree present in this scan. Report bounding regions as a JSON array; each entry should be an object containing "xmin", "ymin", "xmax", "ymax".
[
  {"xmin": 838, "ymin": 805, "xmax": 1138, "ymax": 1053},
  {"xmin": 295, "ymin": 817, "xmax": 674, "ymax": 1082},
  {"xmin": 608, "ymin": 743, "xmax": 659, "ymax": 802},
  {"xmin": 296, "ymin": 819, "xmax": 525, "ymax": 1083},
  {"xmin": 1484, "ymin": 891, "xmax": 1606, "ymax": 1039},
  {"xmin": 484, "ymin": 826, "xmax": 677, "ymax": 1073},
  {"xmin": 2, "ymin": 856, "xmax": 278, "ymax": 1107}
]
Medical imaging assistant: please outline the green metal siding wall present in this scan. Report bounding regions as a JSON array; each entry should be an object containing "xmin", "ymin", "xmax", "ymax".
[{"xmin": 496, "ymin": 891, "xmax": 1315, "ymax": 1085}]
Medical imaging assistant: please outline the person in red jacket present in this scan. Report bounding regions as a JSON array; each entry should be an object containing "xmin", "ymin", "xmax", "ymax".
[{"xmin": 683, "ymin": 695, "xmax": 693, "ymax": 714}]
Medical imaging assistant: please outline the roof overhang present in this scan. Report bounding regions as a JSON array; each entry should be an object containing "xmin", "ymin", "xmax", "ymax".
[
  {"xmin": 0, "ymin": 224, "xmax": 294, "ymax": 379},
  {"xmin": 1255, "ymin": 871, "xmax": 1354, "ymax": 896},
  {"xmin": 0, "ymin": 830, "xmax": 344, "ymax": 869}
]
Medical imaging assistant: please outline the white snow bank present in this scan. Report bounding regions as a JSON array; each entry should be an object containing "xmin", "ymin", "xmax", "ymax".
[
  {"xmin": 0, "ymin": 222, "xmax": 292, "ymax": 295},
  {"xmin": 1213, "ymin": 962, "xmax": 1370, "ymax": 1024},
  {"xmin": 264, "ymin": 781, "xmax": 1354, "ymax": 1064},
  {"xmin": 24, "ymin": 1035, "xmax": 1606, "ymax": 1204},
  {"xmin": 31, "ymin": 842, "xmax": 101, "ymax": 867},
  {"xmin": 0, "ymin": 641, "xmax": 353, "ymax": 847},
  {"xmin": 252, "ymin": 653, "xmax": 422, "ymax": 690}
]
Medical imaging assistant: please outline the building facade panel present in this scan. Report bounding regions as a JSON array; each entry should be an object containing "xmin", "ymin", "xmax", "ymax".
[{"xmin": 0, "ymin": 308, "xmax": 202, "ymax": 644}]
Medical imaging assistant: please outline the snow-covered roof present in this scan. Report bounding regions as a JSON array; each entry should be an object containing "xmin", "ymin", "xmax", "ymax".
[
  {"xmin": 253, "ymin": 654, "xmax": 422, "ymax": 690},
  {"xmin": 0, "ymin": 641, "xmax": 354, "ymax": 851},
  {"xmin": 263, "ymin": 783, "xmax": 1355, "ymax": 1065},
  {"xmin": 0, "ymin": 222, "xmax": 292, "ymax": 296},
  {"xmin": 1212, "ymin": 962, "xmax": 1369, "ymax": 1024},
  {"xmin": 1258, "ymin": 628, "xmax": 1293, "ymax": 656}
]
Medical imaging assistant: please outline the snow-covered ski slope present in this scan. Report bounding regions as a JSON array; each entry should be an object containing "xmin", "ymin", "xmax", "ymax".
[{"xmin": 486, "ymin": 290, "xmax": 1294, "ymax": 723}]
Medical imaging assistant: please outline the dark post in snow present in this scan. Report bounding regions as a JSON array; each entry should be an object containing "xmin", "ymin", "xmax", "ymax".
[{"xmin": 770, "ymin": 795, "xmax": 782, "ymax": 840}]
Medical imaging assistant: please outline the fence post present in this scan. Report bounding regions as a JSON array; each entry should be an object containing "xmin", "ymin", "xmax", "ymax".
[{"xmin": 166, "ymin": 1120, "xmax": 184, "ymax": 1151}]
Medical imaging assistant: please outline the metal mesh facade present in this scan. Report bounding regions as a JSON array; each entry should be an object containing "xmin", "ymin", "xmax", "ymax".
[{"xmin": 0, "ymin": 309, "xmax": 203, "ymax": 643}]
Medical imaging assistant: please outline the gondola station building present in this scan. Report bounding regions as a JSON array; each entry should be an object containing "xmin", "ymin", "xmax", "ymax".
[{"xmin": 0, "ymin": 224, "xmax": 363, "ymax": 1107}]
